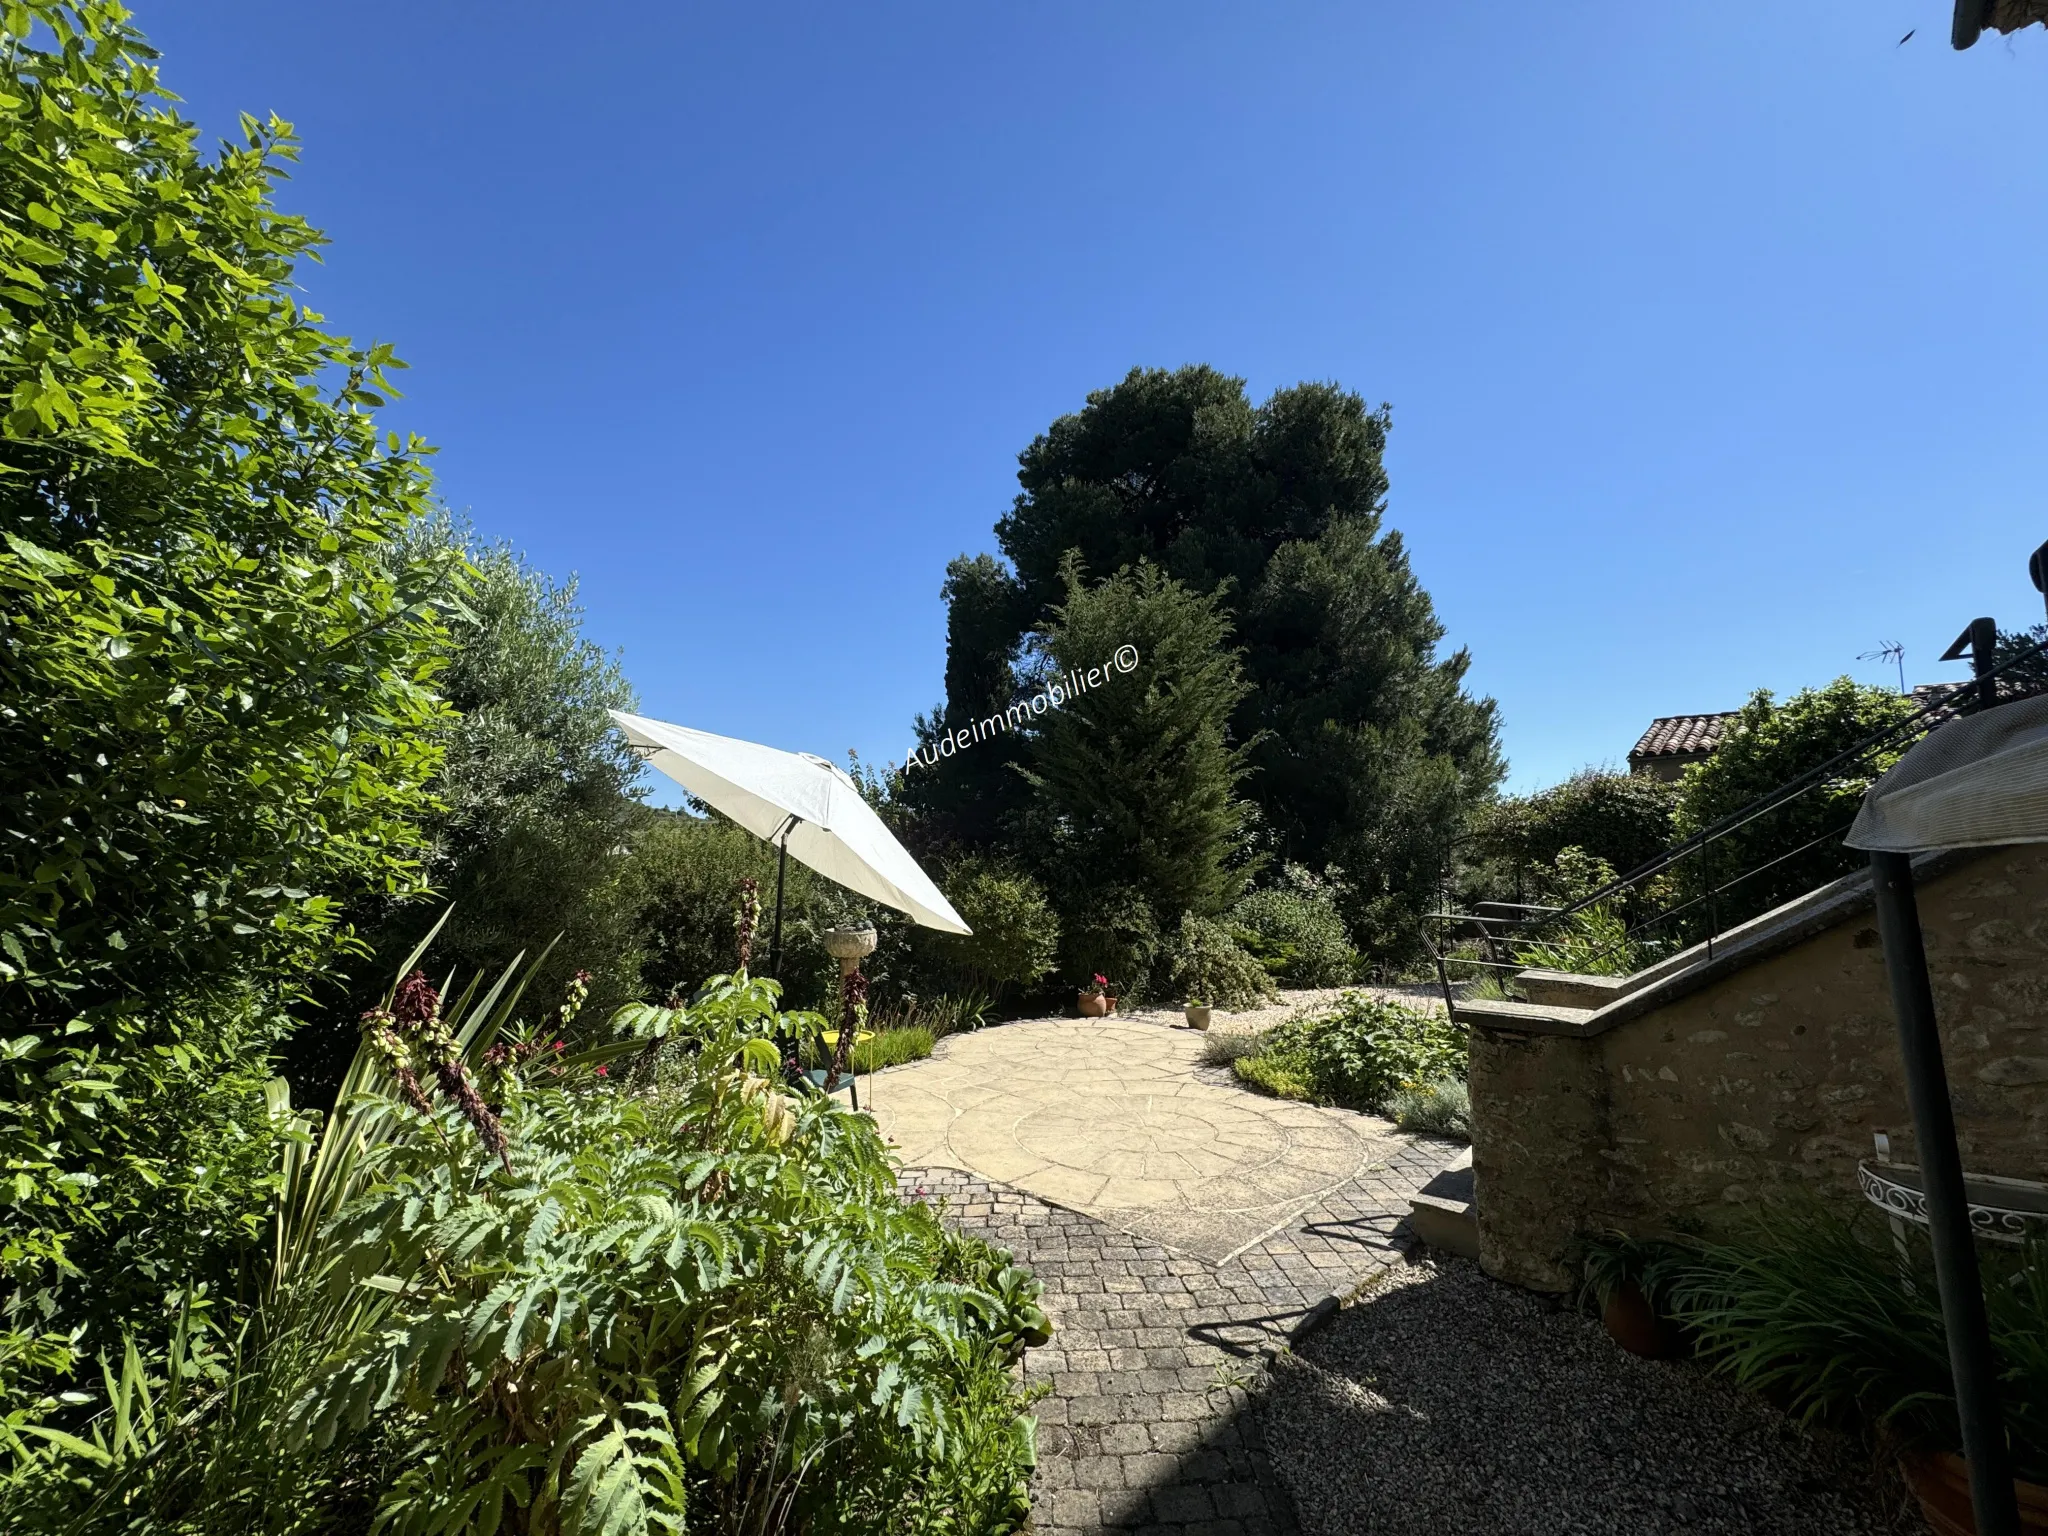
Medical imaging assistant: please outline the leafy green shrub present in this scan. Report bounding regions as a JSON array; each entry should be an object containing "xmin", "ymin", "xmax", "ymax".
[
  {"xmin": 1232, "ymin": 1054, "xmax": 1313, "ymax": 1102},
  {"xmin": 623, "ymin": 812, "xmax": 843, "ymax": 1010},
  {"xmin": 1, "ymin": 0, "xmax": 467, "ymax": 1419},
  {"xmin": 1229, "ymin": 882, "xmax": 1359, "ymax": 987},
  {"xmin": 1166, "ymin": 914, "xmax": 1277, "ymax": 1009},
  {"xmin": 1666, "ymin": 679, "xmax": 1920, "ymax": 939},
  {"xmin": 1510, "ymin": 847, "xmax": 1644, "ymax": 978},
  {"xmin": 1382, "ymin": 1076, "xmax": 1470, "ymax": 1138},
  {"xmin": 333, "ymin": 523, "xmax": 645, "ymax": 1074},
  {"xmin": 1198, "ymin": 1028, "xmax": 1271, "ymax": 1068},
  {"xmin": 1232, "ymin": 992, "xmax": 1465, "ymax": 1114},
  {"xmin": 1057, "ymin": 883, "xmax": 1162, "ymax": 1003},
  {"xmin": 6, "ymin": 948, "xmax": 1051, "ymax": 1535},
  {"xmin": 901, "ymin": 857, "xmax": 1059, "ymax": 1003},
  {"xmin": 289, "ymin": 974, "xmax": 1045, "ymax": 1535},
  {"xmin": 1470, "ymin": 770, "xmax": 1679, "ymax": 893},
  {"xmin": 1640, "ymin": 1207, "xmax": 2048, "ymax": 1482}
]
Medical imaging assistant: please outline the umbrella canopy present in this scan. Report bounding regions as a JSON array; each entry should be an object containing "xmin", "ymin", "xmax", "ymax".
[
  {"xmin": 1847, "ymin": 693, "xmax": 2048, "ymax": 853},
  {"xmin": 609, "ymin": 711, "xmax": 970, "ymax": 934}
]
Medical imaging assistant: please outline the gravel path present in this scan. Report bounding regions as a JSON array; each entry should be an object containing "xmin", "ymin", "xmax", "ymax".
[
  {"xmin": 1264, "ymin": 1255, "xmax": 1927, "ymax": 1536},
  {"xmin": 1110, "ymin": 983, "xmax": 1448, "ymax": 1040}
]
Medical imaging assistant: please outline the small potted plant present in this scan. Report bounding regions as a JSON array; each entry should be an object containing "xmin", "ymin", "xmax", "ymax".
[
  {"xmin": 1078, "ymin": 974, "xmax": 1112, "ymax": 1018},
  {"xmin": 1184, "ymin": 998, "xmax": 1212, "ymax": 1030}
]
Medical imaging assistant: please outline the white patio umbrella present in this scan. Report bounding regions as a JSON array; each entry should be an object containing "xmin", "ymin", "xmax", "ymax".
[{"xmin": 608, "ymin": 712, "xmax": 971, "ymax": 961}]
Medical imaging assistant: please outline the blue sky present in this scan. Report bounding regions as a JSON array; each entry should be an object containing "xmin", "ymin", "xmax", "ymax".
[{"xmin": 149, "ymin": 2, "xmax": 2048, "ymax": 795}]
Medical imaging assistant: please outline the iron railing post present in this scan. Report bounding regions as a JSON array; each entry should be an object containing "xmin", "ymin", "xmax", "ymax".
[{"xmin": 1869, "ymin": 850, "xmax": 2019, "ymax": 1536}]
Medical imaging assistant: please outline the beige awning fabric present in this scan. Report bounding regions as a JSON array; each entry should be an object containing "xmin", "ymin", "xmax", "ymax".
[{"xmin": 1846, "ymin": 694, "xmax": 2048, "ymax": 853}]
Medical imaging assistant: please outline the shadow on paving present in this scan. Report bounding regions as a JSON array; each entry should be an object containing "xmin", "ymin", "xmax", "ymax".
[{"xmin": 1261, "ymin": 1256, "xmax": 1930, "ymax": 1536}]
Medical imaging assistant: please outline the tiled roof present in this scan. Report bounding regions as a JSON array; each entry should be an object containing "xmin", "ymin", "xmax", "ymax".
[{"xmin": 1629, "ymin": 713, "xmax": 1739, "ymax": 762}]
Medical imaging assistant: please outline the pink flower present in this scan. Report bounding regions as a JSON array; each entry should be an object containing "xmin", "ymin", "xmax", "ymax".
[{"xmin": 594, "ymin": 1064, "xmax": 608, "ymax": 1077}]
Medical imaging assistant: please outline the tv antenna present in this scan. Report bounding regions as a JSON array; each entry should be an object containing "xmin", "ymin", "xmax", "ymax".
[{"xmin": 1859, "ymin": 641, "xmax": 1906, "ymax": 695}]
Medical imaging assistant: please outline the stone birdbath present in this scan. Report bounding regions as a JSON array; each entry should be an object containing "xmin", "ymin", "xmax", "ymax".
[{"xmin": 820, "ymin": 924, "xmax": 877, "ymax": 1097}]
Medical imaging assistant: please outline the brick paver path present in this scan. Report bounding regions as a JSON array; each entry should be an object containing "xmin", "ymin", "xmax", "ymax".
[{"xmin": 902, "ymin": 1131, "xmax": 1458, "ymax": 1534}]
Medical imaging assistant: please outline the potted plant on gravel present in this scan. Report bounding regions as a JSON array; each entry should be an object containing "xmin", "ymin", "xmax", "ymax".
[
  {"xmin": 1077, "ymin": 974, "xmax": 1113, "ymax": 1017},
  {"xmin": 1588, "ymin": 1210, "xmax": 2048, "ymax": 1535},
  {"xmin": 1184, "ymin": 997, "xmax": 1213, "ymax": 1031}
]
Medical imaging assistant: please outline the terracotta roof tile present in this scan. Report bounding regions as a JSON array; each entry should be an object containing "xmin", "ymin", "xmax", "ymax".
[{"xmin": 1629, "ymin": 713, "xmax": 1739, "ymax": 762}]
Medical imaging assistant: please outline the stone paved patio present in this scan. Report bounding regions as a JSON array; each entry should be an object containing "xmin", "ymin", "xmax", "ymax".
[
  {"xmin": 875, "ymin": 1008, "xmax": 1463, "ymax": 1534},
  {"xmin": 871, "ymin": 1016, "xmax": 1411, "ymax": 1262}
]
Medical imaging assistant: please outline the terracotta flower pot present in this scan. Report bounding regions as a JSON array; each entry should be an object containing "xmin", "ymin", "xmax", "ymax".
[
  {"xmin": 1077, "ymin": 992, "xmax": 1109, "ymax": 1018},
  {"xmin": 1184, "ymin": 1005, "xmax": 1213, "ymax": 1030},
  {"xmin": 1601, "ymin": 1281, "xmax": 1686, "ymax": 1359},
  {"xmin": 1901, "ymin": 1450, "xmax": 2048, "ymax": 1536}
]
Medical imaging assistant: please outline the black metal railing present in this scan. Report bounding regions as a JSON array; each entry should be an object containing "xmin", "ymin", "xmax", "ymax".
[{"xmin": 1427, "ymin": 626, "xmax": 2048, "ymax": 1017}]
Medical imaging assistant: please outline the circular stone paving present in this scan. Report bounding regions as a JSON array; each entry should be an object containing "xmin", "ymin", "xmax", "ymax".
[{"xmin": 868, "ymin": 1017, "xmax": 1398, "ymax": 1263}]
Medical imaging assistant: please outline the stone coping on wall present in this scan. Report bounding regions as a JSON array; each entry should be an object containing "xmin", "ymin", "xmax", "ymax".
[{"xmin": 1457, "ymin": 846, "xmax": 1982, "ymax": 1041}]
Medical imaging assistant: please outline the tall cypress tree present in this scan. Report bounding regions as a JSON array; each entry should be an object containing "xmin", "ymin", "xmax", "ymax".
[
  {"xmin": 1020, "ymin": 562, "xmax": 1254, "ymax": 994},
  {"xmin": 918, "ymin": 365, "xmax": 1501, "ymax": 958}
]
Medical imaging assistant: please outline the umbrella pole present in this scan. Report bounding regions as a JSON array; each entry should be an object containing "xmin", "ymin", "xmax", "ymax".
[
  {"xmin": 1869, "ymin": 850, "xmax": 2019, "ymax": 1536},
  {"xmin": 769, "ymin": 835, "xmax": 788, "ymax": 981}
]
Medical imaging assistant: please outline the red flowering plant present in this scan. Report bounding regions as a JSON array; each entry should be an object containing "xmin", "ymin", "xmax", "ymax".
[{"xmin": 1080, "ymin": 973, "xmax": 1111, "ymax": 999}]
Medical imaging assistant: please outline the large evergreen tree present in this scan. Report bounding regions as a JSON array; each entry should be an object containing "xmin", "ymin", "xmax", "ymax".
[
  {"xmin": 1021, "ymin": 562, "xmax": 1254, "ymax": 993},
  {"xmin": 914, "ymin": 366, "xmax": 1502, "ymax": 957}
]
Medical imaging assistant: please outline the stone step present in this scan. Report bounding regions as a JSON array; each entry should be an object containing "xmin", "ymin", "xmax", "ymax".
[
  {"xmin": 1450, "ymin": 997, "xmax": 1597, "ymax": 1037},
  {"xmin": 1511, "ymin": 968, "xmax": 1634, "ymax": 1010},
  {"xmin": 1407, "ymin": 1147, "xmax": 1478, "ymax": 1259}
]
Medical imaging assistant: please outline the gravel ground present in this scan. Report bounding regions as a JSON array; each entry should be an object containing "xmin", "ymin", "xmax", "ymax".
[{"xmin": 1263, "ymin": 1255, "xmax": 1928, "ymax": 1536}]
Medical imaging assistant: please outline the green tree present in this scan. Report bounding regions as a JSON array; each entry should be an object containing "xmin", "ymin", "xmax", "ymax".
[
  {"xmin": 1470, "ymin": 769, "xmax": 1680, "ymax": 902},
  {"xmin": 294, "ymin": 524, "xmax": 645, "ymax": 1096},
  {"xmin": 1021, "ymin": 562, "xmax": 1255, "ymax": 994},
  {"xmin": 1666, "ymin": 678, "xmax": 1919, "ymax": 938},
  {"xmin": 0, "ymin": 0, "xmax": 454, "ymax": 1401},
  {"xmin": 920, "ymin": 366, "xmax": 1501, "ymax": 960}
]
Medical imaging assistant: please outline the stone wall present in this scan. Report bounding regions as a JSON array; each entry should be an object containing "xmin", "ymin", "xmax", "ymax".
[{"xmin": 1471, "ymin": 844, "xmax": 2048, "ymax": 1292}]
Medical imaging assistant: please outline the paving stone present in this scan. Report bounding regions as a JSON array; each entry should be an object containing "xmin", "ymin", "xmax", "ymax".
[{"xmin": 894, "ymin": 1020, "xmax": 1463, "ymax": 1534}]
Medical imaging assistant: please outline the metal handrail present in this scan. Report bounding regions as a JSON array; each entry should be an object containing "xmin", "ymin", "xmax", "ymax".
[{"xmin": 1429, "ymin": 630, "xmax": 2048, "ymax": 1014}]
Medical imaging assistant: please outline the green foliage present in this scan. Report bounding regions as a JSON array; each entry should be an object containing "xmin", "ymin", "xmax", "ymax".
[
  {"xmin": 1165, "ymin": 913, "xmax": 1276, "ymax": 1010},
  {"xmin": 1231, "ymin": 1053, "xmax": 1313, "ymax": 1102},
  {"xmin": 1197, "ymin": 1028, "xmax": 1270, "ymax": 1069},
  {"xmin": 1022, "ymin": 560, "xmax": 1257, "ymax": 979},
  {"xmin": 621, "ymin": 812, "xmax": 841, "ymax": 1012},
  {"xmin": 1229, "ymin": 871, "xmax": 1359, "ymax": 987},
  {"xmin": 922, "ymin": 366, "xmax": 1502, "ymax": 967},
  {"xmin": 290, "ymin": 973, "xmax": 1044, "ymax": 1536},
  {"xmin": 1642, "ymin": 1208, "xmax": 2048, "ymax": 1482},
  {"xmin": 1469, "ymin": 770, "xmax": 1679, "ymax": 894},
  {"xmin": 1667, "ymin": 679, "xmax": 1918, "ymax": 939},
  {"xmin": 336, "ymin": 523, "xmax": 643, "ymax": 1063},
  {"xmin": 9, "ymin": 958, "xmax": 1049, "ymax": 1534},
  {"xmin": 0, "ymin": 0, "xmax": 456, "ymax": 1422},
  {"xmin": 1510, "ymin": 847, "xmax": 1643, "ymax": 978},
  {"xmin": 1231, "ymin": 993, "xmax": 1465, "ymax": 1114},
  {"xmin": 802, "ymin": 1025, "xmax": 936, "ymax": 1074},
  {"xmin": 1055, "ymin": 884, "xmax": 1161, "ymax": 1004},
  {"xmin": 1381, "ymin": 1076, "xmax": 1470, "ymax": 1138},
  {"xmin": 900, "ymin": 855, "xmax": 1059, "ymax": 1003}
]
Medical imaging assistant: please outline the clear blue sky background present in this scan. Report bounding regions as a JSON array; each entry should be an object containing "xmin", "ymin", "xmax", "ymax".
[{"xmin": 148, "ymin": 2, "xmax": 2048, "ymax": 796}]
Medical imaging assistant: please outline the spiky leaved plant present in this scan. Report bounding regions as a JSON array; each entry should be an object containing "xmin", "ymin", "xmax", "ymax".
[{"xmin": 294, "ymin": 971, "xmax": 1048, "ymax": 1536}]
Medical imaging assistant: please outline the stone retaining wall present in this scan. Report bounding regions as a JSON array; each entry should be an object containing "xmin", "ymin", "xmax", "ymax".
[{"xmin": 1472, "ymin": 844, "xmax": 2048, "ymax": 1291}]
